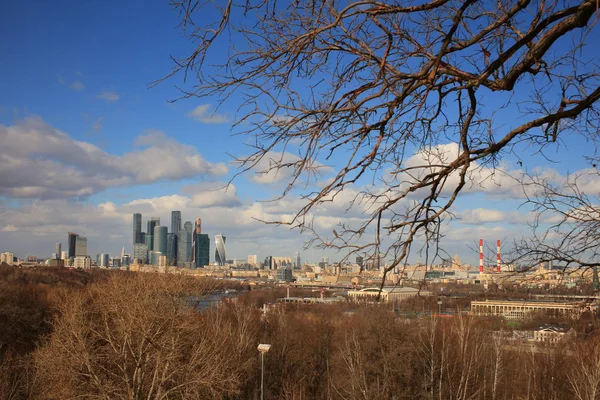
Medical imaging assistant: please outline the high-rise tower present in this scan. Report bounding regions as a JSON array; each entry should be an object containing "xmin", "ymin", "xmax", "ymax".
[
  {"xmin": 133, "ymin": 213, "xmax": 142, "ymax": 244},
  {"xmin": 55, "ymin": 243, "xmax": 62, "ymax": 260},
  {"xmin": 178, "ymin": 221, "xmax": 193, "ymax": 266},
  {"xmin": 167, "ymin": 233, "xmax": 178, "ymax": 266},
  {"xmin": 147, "ymin": 217, "xmax": 160, "ymax": 240},
  {"xmin": 295, "ymin": 251, "xmax": 301, "ymax": 269},
  {"xmin": 68, "ymin": 232, "xmax": 77, "ymax": 258},
  {"xmin": 171, "ymin": 211, "xmax": 181, "ymax": 236},
  {"xmin": 75, "ymin": 236, "xmax": 88, "ymax": 256},
  {"xmin": 192, "ymin": 218, "xmax": 209, "ymax": 268},
  {"xmin": 215, "ymin": 234, "xmax": 227, "ymax": 266},
  {"xmin": 153, "ymin": 226, "xmax": 168, "ymax": 255}
]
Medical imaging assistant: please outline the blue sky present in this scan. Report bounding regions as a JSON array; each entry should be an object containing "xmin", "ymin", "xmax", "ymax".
[{"xmin": 1, "ymin": 1, "xmax": 598, "ymax": 266}]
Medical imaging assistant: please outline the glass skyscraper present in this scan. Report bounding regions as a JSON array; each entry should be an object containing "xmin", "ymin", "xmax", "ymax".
[
  {"xmin": 133, "ymin": 243, "xmax": 148, "ymax": 264},
  {"xmin": 215, "ymin": 234, "xmax": 227, "ymax": 266},
  {"xmin": 68, "ymin": 232, "xmax": 77, "ymax": 258},
  {"xmin": 133, "ymin": 213, "xmax": 142, "ymax": 245},
  {"xmin": 177, "ymin": 221, "xmax": 193, "ymax": 267},
  {"xmin": 147, "ymin": 217, "xmax": 160, "ymax": 241},
  {"xmin": 167, "ymin": 233, "xmax": 178, "ymax": 266},
  {"xmin": 75, "ymin": 236, "xmax": 88, "ymax": 256},
  {"xmin": 193, "ymin": 233, "xmax": 210, "ymax": 268},
  {"xmin": 171, "ymin": 211, "xmax": 181, "ymax": 236},
  {"xmin": 153, "ymin": 226, "xmax": 168, "ymax": 255},
  {"xmin": 192, "ymin": 218, "xmax": 209, "ymax": 268},
  {"xmin": 145, "ymin": 234, "xmax": 154, "ymax": 252}
]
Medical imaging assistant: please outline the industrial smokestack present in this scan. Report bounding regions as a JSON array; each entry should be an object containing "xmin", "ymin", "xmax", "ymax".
[
  {"xmin": 479, "ymin": 239, "xmax": 484, "ymax": 273},
  {"xmin": 497, "ymin": 240, "xmax": 501, "ymax": 272}
]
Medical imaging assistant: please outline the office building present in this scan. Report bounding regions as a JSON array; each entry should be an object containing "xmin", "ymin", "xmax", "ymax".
[
  {"xmin": 192, "ymin": 218, "xmax": 209, "ymax": 268},
  {"xmin": 60, "ymin": 250, "xmax": 67, "ymax": 260},
  {"xmin": 133, "ymin": 243, "xmax": 148, "ymax": 264},
  {"xmin": 264, "ymin": 256, "xmax": 274, "ymax": 270},
  {"xmin": 121, "ymin": 254, "xmax": 131, "ymax": 267},
  {"xmin": 195, "ymin": 234, "xmax": 210, "ymax": 268},
  {"xmin": 55, "ymin": 243, "xmax": 61, "ymax": 259},
  {"xmin": 276, "ymin": 266, "xmax": 293, "ymax": 282},
  {"xmin": 153, "ymin": 226, "xmax": 168, "ymax": 255},
  {"xmin": 0, "ymin": 252, "xmax": 15, "ymax": 265},
  {"xmin": 356, "ymin": 256, "xmax": 364, "ymax": 268},
  {"xmin": 145, "ymin": 233, "xmax": 154, "ymax": 252},
  {"xmin": 171, "ymin": 211, "xmax": 181, "ymax": 236},
  {"xmin": 140, "ymin": 232, "xmax": 146, "ymax": 245},
  {"xmin": 68, "ymin": 232, "xmax": 77, "ymax": 258},
  {"xmin": 98, "ymin": 253, "xmax": 109, "ymax": 267},
  {"xmin": 133, "ymin": 213, "xmax": 142, "ymax": 244},
  {"xmin": 75, "ymin": 236, "xmax": 88, "ymax": 257},
  {"xmin": 150, "ymin": 251, "xmax": 163, "ymax": 266},
  {"xmin": 178, "ymin": 226, "xmax": 192, "ymax": 266},
  {"xmin": 167, "ymin": 233, "xmax": 178, "ymax": 266},
  {"xmin": 215, "ymin": 234, "xmax": 227, "ymax": 266},
  {"xmin": 248, "ymin": 255, "xmax": 258, "ymax": 266},
  {"xmin": 295, "ymin": 252, "xmax": 301, "ymax": 269},
  {"xmin": 147, "ymin": 217, "xmax": 160, "ymax": 242},
  {"xmin": 73, "ymin": 256, "xmax": 91, "ymax": 269}
]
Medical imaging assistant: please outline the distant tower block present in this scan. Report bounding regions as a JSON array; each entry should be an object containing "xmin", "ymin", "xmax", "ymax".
[
  {"xmin": 497, "ymin": 240, "xmax": 501, "ymax": 272},
  {"xmin": 479, "ymin": 239, "xmax": 484, "ymax": 273}
]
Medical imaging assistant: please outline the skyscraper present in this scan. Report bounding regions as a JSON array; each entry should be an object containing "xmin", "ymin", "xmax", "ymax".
[
  {"xmin": 194, "ymin": 234, "xmax": 210, "ymax": 268},
  {"xmin": 75, "ymin": 236, "xmax": 88, "ymax": 256},
  {"xmin": 133, "ymin": 243, "xmax": 148, "ymax": 264},
  {"xmin": 147, "ymin": 217, "xmax": 160, "ymax": 241},
  {"xmin": 248, "ymin": 255, "xmax": 258, "ymax": 266},
  {"xmin": 295, "ymin": 251, "xmax": 301, "ymax": 269},
  {"xmin": 145, "ymin": 234, "xmax": 154, "ymax": 252},
  {"xmin": 153, "ymin": 226, "xmax": 168, "ymax": 255},
  {"xmin": 215, "ymin": 234, "xmax": 227, "ymax": 266},
  {"xmin": 67, "ymin": 232, "xmax": 77, "ymax": 258},
  {"xmin": 192, "ymin": 218, "xmax": 209, "ymax": 268},
  {"xmin": 178, "ymin": 222, "xmax": 192, "ymax": 267},
  {"xmin": 133, "ymin": 213, "xmax": 142, "ymax": 244},
  {"xmin": 171, "ymin": 211, "xmax": 181, "ymax": 236},
  {"xmin": 167, "ymin": 233, "xmax": 178, "ymax": 266},
  {"xmin": 55, "ymin": 243, "xmax": 62, "ymax": 260}
]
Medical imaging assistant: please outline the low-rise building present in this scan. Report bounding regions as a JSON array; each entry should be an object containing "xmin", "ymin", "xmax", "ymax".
[
  {"xmin": 533, "ymin": 324, "xmax": 575, "ymax": 343},
  {"xmin": 470, "ymin": 299, "xmax": 597, "ymax": 320},
  {"xmin": 348, "ymin": 286, "xmax": 432, "ymax": 303},
  {"xmin": 73, "ymin": 256, "xmax": 91, "ymax": 269}
]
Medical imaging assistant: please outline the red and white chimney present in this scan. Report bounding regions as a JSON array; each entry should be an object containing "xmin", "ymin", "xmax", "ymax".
[
  {"xmin": 479, "ymin": 239, "xmax": 484, "ymax": 273},
  {"xmin": 497, "ymin": 240, "xmax": 501, "ymax": 272}
]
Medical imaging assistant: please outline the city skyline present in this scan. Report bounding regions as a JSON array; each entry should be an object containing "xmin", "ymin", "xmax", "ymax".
[{"xmin": 1, "ymin": 1, "xmax": 597, "ymax": 267}]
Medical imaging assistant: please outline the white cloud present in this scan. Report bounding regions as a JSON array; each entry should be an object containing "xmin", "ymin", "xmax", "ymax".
[
  {"xmin": 1, "ymin": 225, "xmax": 18, "ymax": 232},
  {"xmin": 456, "ymin": 208, "xmax": 530, "ymax": 225},
  {"xmin": 183, "ymin": 182, "xmax": 242, "ymax": 208},
  {"xmin": 69, "ymin": 81, "xmax": 85, "ymax": 91},
  {"xmin": 0, "ymin": 117, "xmax": 228, "ymax": 199},
  {"xmin": 187, "ymin": 104, "xmax": 229, "ymax": 124},
  {"xmin": 97, "ymin": 91, "xmax": 120, "ymax": 103}
]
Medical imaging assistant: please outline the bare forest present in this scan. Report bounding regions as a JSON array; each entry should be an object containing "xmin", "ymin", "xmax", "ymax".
[{"xmin": 0, "ymin": 264, "xmax": 599, "ymax": 399}]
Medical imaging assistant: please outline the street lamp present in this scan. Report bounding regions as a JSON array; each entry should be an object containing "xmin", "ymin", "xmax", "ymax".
[{"xmin": 257, "ymin": 343, "xmax": 271, "ymax": 400}]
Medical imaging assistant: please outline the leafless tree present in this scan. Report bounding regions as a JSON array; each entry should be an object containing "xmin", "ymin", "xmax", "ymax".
[
  {"xmin": 510, "ymin": 170, "xmax": 600, "ymax": 275},
  {"xmin": 32, "ymin": 274, "xmax": 259, "ymax": 399},
  {"xmin": 162, "ymin": 0, "xmax": 600, "ymax": 280}
]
